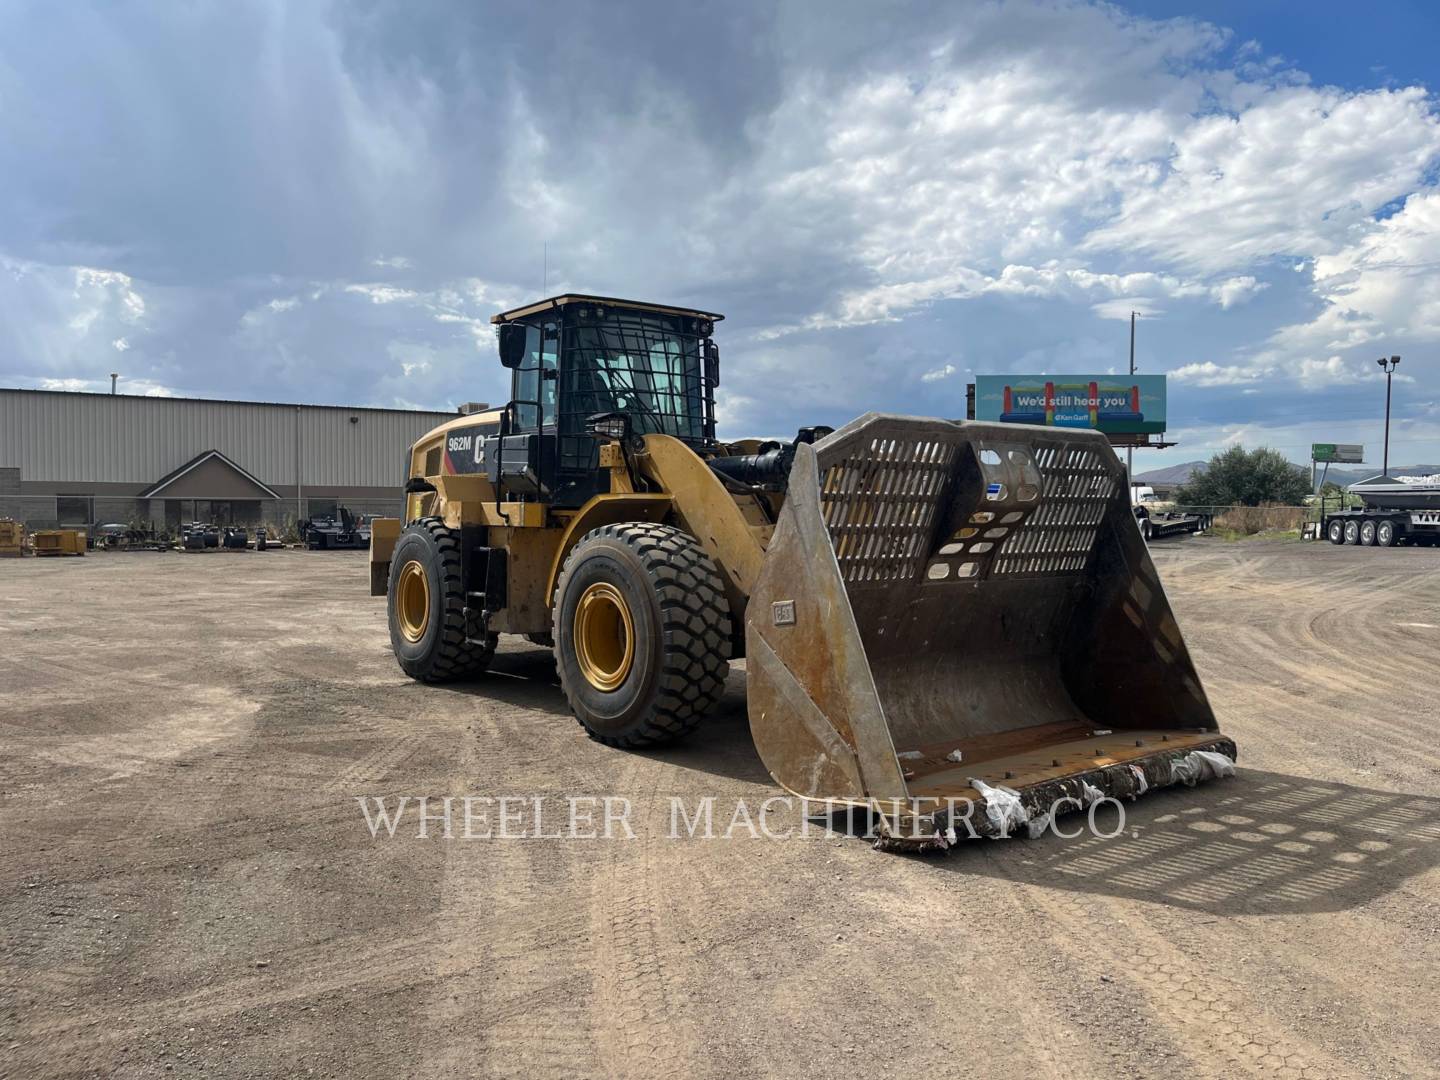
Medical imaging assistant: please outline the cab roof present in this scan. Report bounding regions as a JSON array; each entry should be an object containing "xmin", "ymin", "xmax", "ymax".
[{"xmin": 489, "ymin": 294, "xmax": 725, "ymax": 325}]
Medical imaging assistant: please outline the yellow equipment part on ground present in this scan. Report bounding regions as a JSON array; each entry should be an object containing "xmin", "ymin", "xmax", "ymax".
[
  {"xmin": 32, "ymin": 529, "xmax": 87, "ymax": 557},
  {"xmin": 0, "ymin": 519, "xmax": 23, "ymax": 557}
]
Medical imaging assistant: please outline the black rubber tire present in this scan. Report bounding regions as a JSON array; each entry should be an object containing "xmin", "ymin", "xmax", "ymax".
[
  {"xmin": 387, "ymin": 517, "xmax": 496, "ymax": 682},
  {"xmin": 1343, "ymin": 520, "xmax": 1360, "ymax": 545},
  {"xmin": 1377, "ymin": 519, "xmax": 1397, "ymax": 547},
  {"xmin": 1139, "ymin": 519, "xmax": 1152, "ymax": 542},
  {"xmin": 554, "ymin": 523, "xmax": 731, "ymax": 748},
  {"xmin": 1360, "ymin": 520, "xmax": 1377, "ymax": 546},
  {"xmin": 1327, "ymin": 519, "xmax": 1345, "ymax": 544}
]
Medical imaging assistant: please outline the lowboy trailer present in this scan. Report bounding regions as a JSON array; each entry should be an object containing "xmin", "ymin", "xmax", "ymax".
[{"xmin": 1322, "ymin": 506, "xmax": 1440, "ymax": 548}]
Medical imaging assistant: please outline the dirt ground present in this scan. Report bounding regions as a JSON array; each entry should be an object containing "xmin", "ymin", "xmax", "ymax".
[{"xmin": 2, "ymin": 538, "xmax": 1437, "ymax": 1079}]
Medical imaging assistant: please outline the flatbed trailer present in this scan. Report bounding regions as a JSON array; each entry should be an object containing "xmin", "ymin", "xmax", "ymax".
[
  {"xmin": 1134, "ymin": 506, "xmax": 1211, "ymax": 541},
  {"xmin": 1322, "ymin": 506, "xmax": 1440, "ymax": 547}
]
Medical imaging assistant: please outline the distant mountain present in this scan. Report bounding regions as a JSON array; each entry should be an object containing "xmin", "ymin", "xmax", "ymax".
[
  {"xmin": 1133, "ymin": 461, "xmax": 1207, "ymax": 486},
  {"xmin": 1135, "ymin": 460, "xmax": 1440, "ymax": 488},
  {"xmin": 1314, "ymin": 464, "xmax": 1440, "ymax": 486}
]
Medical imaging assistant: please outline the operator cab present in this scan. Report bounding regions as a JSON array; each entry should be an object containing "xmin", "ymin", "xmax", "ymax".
[{"xmin": 491, "ymin": 295, "xmax": 723, "ymax": 506}]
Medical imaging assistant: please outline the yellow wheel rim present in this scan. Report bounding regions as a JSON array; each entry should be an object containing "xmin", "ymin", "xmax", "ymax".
[
  {"xmin": 574, "ymin": 582, "xmax": 634, "ymax": 692},
  {"xmin": 396, "ymin": 559, "xmax": 431, "ymax": 643}
]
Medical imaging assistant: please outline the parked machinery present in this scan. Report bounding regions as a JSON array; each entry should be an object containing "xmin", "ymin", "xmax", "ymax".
[
  {"xmin": 367, "ymin": 294, "xmax": 1234, "ymax": 846},
  {"xmin": 180, "ymin": 522, "xmax": 220, "ymax": 550},
  {"xmin": 1323, "ymin": 474, "xmax": 1440, "ymax": 547},
  {"xmin": 32, "ymin": 529, "xmax": 86, "ymax": 557},
  {"xmin": 302, "ymin": 509, "xmax": 371, "ymax": 550},
  {"xmin": 0, "ymin": 518, "xmax": 23, "ymax": 558}
]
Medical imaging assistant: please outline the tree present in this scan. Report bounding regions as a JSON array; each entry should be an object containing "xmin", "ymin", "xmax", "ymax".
[{"xmin": 1174, "ymin": 445, "xmax": 1311, "ymax": 507}]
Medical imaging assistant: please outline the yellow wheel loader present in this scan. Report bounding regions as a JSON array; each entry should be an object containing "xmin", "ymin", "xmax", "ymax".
[{"xmin": 370, "ymin": 295, "xmax": 1235, "ymax": 847}]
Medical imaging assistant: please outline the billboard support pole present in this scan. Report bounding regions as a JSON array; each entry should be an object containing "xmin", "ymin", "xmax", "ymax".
[{"xmin": 1126, "ymin": 311, "xmax": 1136, "ymax": 484}]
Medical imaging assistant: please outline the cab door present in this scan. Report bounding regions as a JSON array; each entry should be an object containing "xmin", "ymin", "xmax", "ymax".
[{"xmin": 499, "ymin": 319, "xmax": 559, "ymax": 499}]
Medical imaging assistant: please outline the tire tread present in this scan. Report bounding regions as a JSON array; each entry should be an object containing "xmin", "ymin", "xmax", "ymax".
[
  {"xmin": 393, "ymin": 517, "xmax": 495, "ymax": 682},
  {"xmin": 554, "ymin": 523, "xmax": 731, "ymax": 748}
]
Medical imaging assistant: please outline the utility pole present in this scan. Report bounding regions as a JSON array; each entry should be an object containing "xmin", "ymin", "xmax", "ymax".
[
  {"xmin": 1127, "ymin": 311, "xmax": 1136, "ymax": 485},
  {"xmin": 1377, "ymin": 355, "xmax": 1400, "ymax": 475}
]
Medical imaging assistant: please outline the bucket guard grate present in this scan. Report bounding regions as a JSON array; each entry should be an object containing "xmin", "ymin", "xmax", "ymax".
[{"xmin": 746, "ymin": 413, "xmax": 1232, "ymax": 846}]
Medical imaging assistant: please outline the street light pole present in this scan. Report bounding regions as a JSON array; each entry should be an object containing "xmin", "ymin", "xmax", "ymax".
[{"xmin": 1377, "ymin": 355, "xmax": 1400, "ymax": 475}]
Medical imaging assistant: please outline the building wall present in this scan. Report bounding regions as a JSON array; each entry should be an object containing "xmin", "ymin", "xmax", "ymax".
[
  {"xmin": 0, "ymin": 389, "xmax": 454, "ymax": 489},
  {"xmin": 0, "ymin": 389, "xmax": 460, "ymax": 530}
]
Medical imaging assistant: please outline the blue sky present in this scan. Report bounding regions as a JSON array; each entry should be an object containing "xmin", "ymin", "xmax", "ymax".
[{"xmin": 2, "ymin": 0, "xmax": 1438, "ymax": 472}]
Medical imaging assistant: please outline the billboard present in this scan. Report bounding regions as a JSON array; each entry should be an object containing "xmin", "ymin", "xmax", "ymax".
[
  {"xmin": 1311, "ymin": 443, "xmax": 1364, "ymax": 464},
  {"xmin": 974, "ymin": 375, "xmax": 1167, "ymax": 435}
]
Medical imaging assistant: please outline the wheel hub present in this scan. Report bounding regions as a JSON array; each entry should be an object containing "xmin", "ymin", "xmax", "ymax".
[
  {"xmin": 575, "ymin": 582, "xmax": 635, "ymax": 692},
  {"xmin": 396, "ymin": 560, "xmax": 431, "ymax": 643}
]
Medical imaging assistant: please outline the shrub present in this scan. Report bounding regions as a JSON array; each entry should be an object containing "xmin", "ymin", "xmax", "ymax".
[{"xmin": 1176, "ymin": 445, "xmax": 1311, "ymax": 508}]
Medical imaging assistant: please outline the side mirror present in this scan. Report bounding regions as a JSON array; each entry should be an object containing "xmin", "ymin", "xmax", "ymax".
[
  {"xmin": 498, "ymin": 323, "xmax": 527, "ymax": 369},
  {"xmin": 704, "ymin": 341, "xmax": 720, "ymax": 388}
]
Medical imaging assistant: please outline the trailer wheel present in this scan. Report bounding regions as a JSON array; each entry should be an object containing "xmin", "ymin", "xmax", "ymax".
[
  {"xmin": 1360, "ymin": 520, "xmax": 1377, "ymax": 546},
  {"xmin": 554, "ymin": 523, "xmax": 731, "ymax": 748},
  {"xmin": 1327, "ymin": 519, "xmax": 1345, "ymax": 544},
  {"xmin": 1377, "ymin": 520, "xmax": 1397, "ymax": 547},
  {"xmin": 1139, "ymin": 519, "xmax": 1152, "ymax": 542},
  {"xmin": 387, "ymin": 517, "xmax": 497, "ymax": 682},
  {"xmin": 1343, "ymin": 520, "xmax": 1360, "ymax": 545}
]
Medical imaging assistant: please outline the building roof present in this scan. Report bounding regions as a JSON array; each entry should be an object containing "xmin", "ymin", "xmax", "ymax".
[
  {"xmin": 139, "ymin": 449, "xmax": 283, "ymax": 499},
  {"xmin": 0, "ymin": 385, "xmax": 458, "ymax": 417},
  {"xmin": 490, "ymin": 294, "xmax": 725, "ymax": 324}
]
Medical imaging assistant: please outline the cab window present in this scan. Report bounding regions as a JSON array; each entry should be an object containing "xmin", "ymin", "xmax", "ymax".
[{"xmin": 512, "ymin": 322, "xmax": 558, "ymax": 429}]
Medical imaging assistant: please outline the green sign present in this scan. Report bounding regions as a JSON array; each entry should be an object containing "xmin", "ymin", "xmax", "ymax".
[{"xmin": 1311, "ymin": 443, "xmax": 1364, "ymax": 464}]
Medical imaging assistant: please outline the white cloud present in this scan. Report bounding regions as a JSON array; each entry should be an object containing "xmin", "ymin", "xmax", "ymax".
[
  {"xmin": 1215, "ymin": 276, "xmax": 1266, "ymax": 309},
  {"xmin": 1168, "ymin": 352, "xmax": 1412, "ymax": 390},
  {"xmin": 1271, "ymin": 190, "xmax": 1440, "ymax": 354},
  {"xmin": 766, "ymin": 264, "xmax": 1267, "ymax": 336},
  {"xmin": 1169, "ymin": 360, "xmax": 1269, "ymax": 387},
  {"xmin": 39, "ymin": 377, "xmax": 90, "ymax": 392},
  {"xmin": 1294, "ymin": 355, "xmax": 1377, "ymax": 388},
  {"xmin": 344, "ymin": 283, "xmax": 420, "ymax": 304},
  {"xmin": 75, "ymin": 267, "xmax": 145, "ymax": 320},
  {"xmin": 112, "ymin": 336, "xmax": 129, "ymax": 351},
  {"xmin": 1087, "ymin": 86, "xmax": 1440, "ymax": 273},
  {"xmin": 714, "ymin": 389, "xmax": 758, "ymax": 432},
  {"xmin": 371, "ymin": 255, "xmax": 414, "ymax": 270},
  {"xmin": 36, "ymin": 374, "xmax": 176, "ymax": 396},
  {"xmin": 920, "ymin": 363, "xmax": 956, "ymax": 383}
]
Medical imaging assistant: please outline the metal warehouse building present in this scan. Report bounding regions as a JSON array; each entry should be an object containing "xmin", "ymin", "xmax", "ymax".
[{"xmin": 0, "ymin": 388, "xmax": 463, "ymax": 531}]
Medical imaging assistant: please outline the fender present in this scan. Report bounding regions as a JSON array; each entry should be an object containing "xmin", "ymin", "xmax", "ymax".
[{"xmin": 545, "ymin": 493, "xmax": 674, "ymax": 604}]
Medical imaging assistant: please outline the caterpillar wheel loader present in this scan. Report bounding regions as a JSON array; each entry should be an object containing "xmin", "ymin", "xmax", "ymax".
[{"xmin": 369, "ymin": 294, "xmax": 1235, "ymax": 848}]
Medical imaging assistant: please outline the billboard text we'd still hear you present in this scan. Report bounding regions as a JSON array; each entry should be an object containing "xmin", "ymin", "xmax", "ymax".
[{"xmin": 974, "ymin": 375, "xmax": 1167, "ymax": 436}]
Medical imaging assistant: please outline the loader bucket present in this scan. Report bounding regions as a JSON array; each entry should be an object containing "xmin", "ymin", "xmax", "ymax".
[{"xmin": 745, "ymin": 414, "xmax": 1235, "ymax": 848}]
